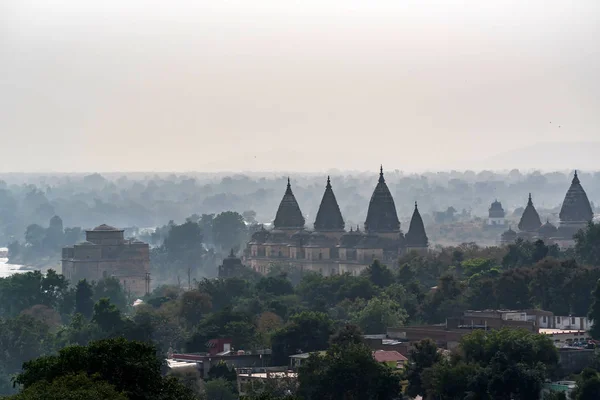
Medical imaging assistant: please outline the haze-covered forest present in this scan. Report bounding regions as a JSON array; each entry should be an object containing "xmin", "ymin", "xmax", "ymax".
[{"xmin": 1, "ymin": 170, "xmax": 598, "ymax": 247}]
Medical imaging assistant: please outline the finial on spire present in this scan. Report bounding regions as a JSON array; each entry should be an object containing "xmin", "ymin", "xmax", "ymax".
[
  {"xmin": 415, "ymin": 201, "xmax": 418, "ymax": 209},
  {"xmin": 326, "ymin": 175, "xmax": 331, "ymax": 188},
  {"xmin": 528, "ymin": 193, "xmax": 532, "ymax": 201},
  {"xmin": 573, "ymin": 170, "xmax": 580, "ymax": 184},
  {"xmin": 380, "ymin": 165, "xmax": 383, "ymax": 175},
  {"xmin": 287, "ymin": 177, "xmax": 290, "ymax": 186},
  {"xmin": 378, "ymin": 165, "xmax": 385, "ymax": 183}
]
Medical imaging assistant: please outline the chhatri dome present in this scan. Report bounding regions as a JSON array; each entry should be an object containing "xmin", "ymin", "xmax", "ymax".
[{"xmin": 488, "ymin": 200, "xmax": 505, "ymax": 219}]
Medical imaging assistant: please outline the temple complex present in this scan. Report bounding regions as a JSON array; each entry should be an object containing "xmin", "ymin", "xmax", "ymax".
[
  {"xmin": 502, "ymin": 171, "xmax": 594, "ymax": 248},
  {"xmin": 244, "ymin": 167, "xmax": 428, "ymax": 276},
  {"xmin": 61, "ymin": 224, "xmax": 150, "ymax": 296}
]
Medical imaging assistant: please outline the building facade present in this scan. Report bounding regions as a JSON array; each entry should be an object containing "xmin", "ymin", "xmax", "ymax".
[
  {"xmin": 502, "ymin": 171, "xmax": 594, "ymax": 248},
  {"xmin": 244, "ymin": 168, "xmax": 428, "ymax": 276},
  {"xmin": 61, "ymin": 224, "xmax": 150, "ymax": 296}
]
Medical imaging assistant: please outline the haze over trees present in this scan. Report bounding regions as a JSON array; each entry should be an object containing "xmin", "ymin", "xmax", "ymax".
[{"xmin": 1, "ymin": 170, "xmax": 598, "ymax": 250}]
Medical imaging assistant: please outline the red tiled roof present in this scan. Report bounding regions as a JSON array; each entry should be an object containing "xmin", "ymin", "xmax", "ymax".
[{"xmin": 372, "ymin": 350, "xmax": 408, "ymax": 363}]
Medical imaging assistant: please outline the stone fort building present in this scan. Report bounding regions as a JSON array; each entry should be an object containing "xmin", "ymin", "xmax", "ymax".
[
  {"xmin": 62, "ymin": 224, "xmax": 150, "ymax": 296},
  {"xmin": 244, "ymin": 167, "xmax": 428, "ymax": 276},
  {"xmin": 501, "ymin": 171, "xmax": 595, "ymax": 248}
]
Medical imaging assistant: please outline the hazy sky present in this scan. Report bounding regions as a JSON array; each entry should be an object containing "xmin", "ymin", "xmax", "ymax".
[{"xmin": 1, "ymin": 0, "xmax": 599, "ymax": 173}]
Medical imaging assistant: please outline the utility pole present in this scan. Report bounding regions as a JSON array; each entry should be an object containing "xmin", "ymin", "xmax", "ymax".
[{"xmin": 145, "ymin": 272, "xmax": 151, "ymax": 295}]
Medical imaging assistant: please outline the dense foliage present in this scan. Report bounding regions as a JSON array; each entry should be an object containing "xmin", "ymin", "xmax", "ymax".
[
  {"xmin": 1, "ymin": 219, "xmax": 600, "ymax": 398},
  {"xmin": 410, "ymin": 329, "xmax": 559, "ymax": 399}
]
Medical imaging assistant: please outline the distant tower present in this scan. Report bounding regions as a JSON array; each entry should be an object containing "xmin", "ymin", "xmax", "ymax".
[
  {"xmin": 313, "ymin": 176, "xmax": 345, "ymax": 237},
  {"xmin": 364, "ymin": 166, "xmax": 400, "ymax": 239},
  {"xmin": 557, "ymin": 171, "xmax": 593, "ymax": 244},
  {"xmin": 517, "ymin": 193, "xmax": 542, "ymax": 239},
  {"xmin": 405, "ymin": 202, "xmax": 429, "ymax": 253},
  {"xmin": 273, "ymin": 178, "xmax": 305, "ymax": 230},
  {"xmin": 487, "ymin": 200, "xmax": 506, "ymax": 226}
]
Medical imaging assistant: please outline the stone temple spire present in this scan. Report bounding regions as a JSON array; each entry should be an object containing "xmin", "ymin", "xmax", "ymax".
[
  {"xmin": 518, "ymin": 193, "xmax": 542, "ymax": 232},
  {"xmin": 273, "ymin": 178, "xmax": 305, "ymax": 230},
  {"xmin": 559, "ymin": 170, "xmax": 593, "ymax": 224},
  {"xmin": 405, "ymin": 201, "xmax": 428, "ymax": 248},
  {"xmin": 558, "ymin": 170, "xmax": 593, "ymax": 239},
  {"xmin": 364, "ymin": 166, "xmax": 400, "ymax": 233},
  {"xmin": 314, "ymin": 176, "xmax": 345, "ymax": 231}
]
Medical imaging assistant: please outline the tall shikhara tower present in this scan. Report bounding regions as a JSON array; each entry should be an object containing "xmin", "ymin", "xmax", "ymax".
[
  {"xmin": 557, "ymin": 171, "xmax": 593, "ymax": 242},
  {"xmin": 364, "ymin": 166, "xmax": 400, "ymax": 236}
]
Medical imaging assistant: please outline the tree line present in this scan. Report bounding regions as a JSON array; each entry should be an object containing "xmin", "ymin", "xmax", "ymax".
[{"xmin": 1, "ymin": 170, "xmax": 598, "ymax": 248}]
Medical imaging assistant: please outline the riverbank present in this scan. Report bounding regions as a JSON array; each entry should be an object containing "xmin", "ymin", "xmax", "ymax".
[
  {"xmin": 0, "ymin": 247, "xmax": 57, "ymax": 278},
  {"xmin": 0, "ymin": 258, "xmax": 33, "ymax": 278}
]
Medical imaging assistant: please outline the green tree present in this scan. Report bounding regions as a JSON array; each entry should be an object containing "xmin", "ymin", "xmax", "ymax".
[
  {"xmin": 75, "ymin": 279, "xmax": 95, "ymax": 319},
  {"xmin": 256, "ymin": 275, "xmax": 294, "ymax": 297},
  {"xmin": 572, "ymin": 368, "xmax": 600, "ymax": 400},
  {"xmin": 575, "ymin": 222, "xmax": 600, "ymax": 266},
  {"xmin": 363, "ymin": 259, "xmax": 394, "ymax": 288},
  {"xmin": 0, "ymin": 270, "xmax": 68, "ymax": 317},
  {"xmin": 163, "ymin": 221, "xmax": 206, "ymax": 270},
  {"xmin": 351, "ymin": 295, "xmax": 407, "ymax": 334},
  {"xmin": 179, "ymin": 290, "xmax": 212, "ymax": 328},
  {"xmin": 212, "ymin": 211, "xmax": 247, "ymax": 252},
  {"xmin": 24, "ymin": 224, "xmax": 46, "ymax": 249},
  {"xmin": 8, "ymin": 373, "xmax": 127, "ymax": 400},
  {"xmin": 461, "ymin": 328, "xmax": 558, "ymax": 369},
  {"xmin": 329, "ymin": 324, "xmax": 364, "ymax": 347},
  {"xmin": 271, "ymin": 311, "xmax": 334, "ymax": 365},
  {"xmin": 92, "ymin": 298, "xmax": 124, "ymax": 333},
  {"xmin": 0, "ymin": 315, "xmax": 53, "ymax": 384},
  {"xmin": 14, "ymin": 338, "xmax": 195, "ymax": 400},
  {"xmin": 207, "ymin": 361, "xmax": 238, "ymax": 383},
  {"xmin": 404, "ymin": 339, "xmax": 441, "ymax": 398},
  {"xmin": 589, "ymin": 279, "xmax": 600, "ymax": 339},
  {"xmin": 298, "ymin": 343, "xmax": 401, "ymax": 400},
  {"xmin": 93, "ymin": 277, "xmax": 128, "ymax": 311},
  {"xmin": 198, "ymin": 277, "xmax": 251, "ymax": 311},
  {"xmin": 203, "ymin": 378, "xmax": 237, "ymax": 400},
  {"xmin": 421, "ymin": 360, "xmax": 483, "ymax": 400}
]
